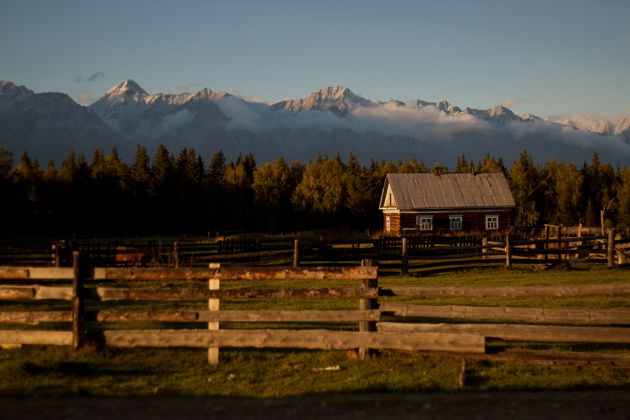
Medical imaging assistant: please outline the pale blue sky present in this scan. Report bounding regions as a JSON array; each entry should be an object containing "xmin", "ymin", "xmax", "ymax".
[{"xmin": 2, "ymin": 0, "xmax": 630, "ymax": 119}]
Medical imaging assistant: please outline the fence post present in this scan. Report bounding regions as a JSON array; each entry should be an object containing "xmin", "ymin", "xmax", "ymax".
[
  {"xmin": 558, "ymin": 226, "xmax": 563, "ymax": 260},
  {"xmin": 71, "ymin": 251, "xmax": 86, "ymax": 350},
  {"xmin": 607, "ymin": 229, "xmax": 616, "ymax": 268},
  {"xmin": 208, "ymin": 263, "xmax": 220, "ymax": 365},
  {"xmin": 401, "ymin": 237, "xmax": 408, "ymax": 274},
  {"xmin": 505, "ymin": 232, "xmax": 512, "ymax": 269},
  {"xmin": 293, "ymin": 239, "xmax": 300, "ymax": 268},
  {"xmin": 52, "ymin": 243, "xmax": 61, "ymax": 267},
  {"xmin": 544, "ymin": 225, "xmax": 550, "ymax": 262},
  {"xmin": 481, "ymin": 237, "xmax": 488, "ymax": 260},
  {"xmin": 359, "ymin": 259, "xmax": 377, "ymax": 360},
  {"xmin": 173, "ymin": 241, "xmax": 180, "ymax": 268}
]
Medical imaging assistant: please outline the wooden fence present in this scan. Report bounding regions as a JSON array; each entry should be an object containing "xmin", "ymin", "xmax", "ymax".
[
  {"xmin": 1, "ymin": 256, "xmax": 629, "ymax": 363},
  {"xmin": 2, "ymin": 229, "xmax": 628, "ymax": 274}
]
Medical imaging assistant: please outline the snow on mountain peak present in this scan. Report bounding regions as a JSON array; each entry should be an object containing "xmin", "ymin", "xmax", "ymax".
[{"xmin": 105, "ymin": 79, "xmax": 147, "ymax": 97}]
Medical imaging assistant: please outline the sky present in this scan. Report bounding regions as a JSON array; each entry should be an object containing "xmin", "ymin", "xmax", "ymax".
[{"xmin": 2, "ymin": 0, "xmax": 630, "ymax": 120}]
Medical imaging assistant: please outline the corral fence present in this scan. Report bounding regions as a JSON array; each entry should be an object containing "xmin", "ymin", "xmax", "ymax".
[
  {"xmin": 1, "ymin": 226, "xmax": 629, "ymax": 275},
  {"xmin": 1, "ymin": 256, "xmax": 628, "ymax": 364}
]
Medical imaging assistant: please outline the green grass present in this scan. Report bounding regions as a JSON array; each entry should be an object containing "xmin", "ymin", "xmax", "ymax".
[{"xmin": 1, "ymin": 346, "xmax": 628, "ymax": 397}]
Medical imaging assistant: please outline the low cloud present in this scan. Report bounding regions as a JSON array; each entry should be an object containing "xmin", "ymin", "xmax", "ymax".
[
  {"xmin": 501, "ymin": 98, "xmax": 527, "ymax": 108},
  {"xmin": 174, "ymin": 82, "xmax": 202, "ymax": 93},
  {"xmin": 75, "ymin": 72, "xmax": 105, "ymax": 83},
  {"xmin": 546, "ymin": 113, "xmax": 614, "ymax": 135},
  {"xmin": 87, "ymin": 72, "xmax": 105, "ymax": 82},
  {"xmin": 77, "ymin": 93, "xmax": 95, "ymax": 104},
  {"xmin": 212, "ymin": 95, "xmax": 630, "ymax": 165}
]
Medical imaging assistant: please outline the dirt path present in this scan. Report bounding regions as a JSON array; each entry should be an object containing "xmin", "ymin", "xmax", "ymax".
[{"xmin": 2, "ymin": 390, "xmax": 629, "ymax": 420}]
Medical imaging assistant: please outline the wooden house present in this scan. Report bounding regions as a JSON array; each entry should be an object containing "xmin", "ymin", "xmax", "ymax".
[{"xmin": 379, "ymin": 173, "xmax": 515, "ymax": 236}]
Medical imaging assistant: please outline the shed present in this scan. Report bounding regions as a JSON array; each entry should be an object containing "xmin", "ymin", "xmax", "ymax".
[{"xmin": 379, "ymin": 172, "xmax": 516, "ymax": 235}]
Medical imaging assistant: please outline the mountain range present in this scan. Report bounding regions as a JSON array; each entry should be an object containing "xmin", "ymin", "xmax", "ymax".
[{"xmin": 1, "ymin": 79, "xmax": 630, "ymax": 165}]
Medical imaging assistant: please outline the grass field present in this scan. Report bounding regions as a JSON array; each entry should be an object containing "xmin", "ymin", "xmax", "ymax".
[{"xmin": 1, "ymin": 263, "xmax": 629, "ymax": 397}]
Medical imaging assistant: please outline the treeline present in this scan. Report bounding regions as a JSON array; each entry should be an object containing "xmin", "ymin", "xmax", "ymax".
[{"xmin": 0, "ymin": 144, "xmax": 629, "ymax": 235}]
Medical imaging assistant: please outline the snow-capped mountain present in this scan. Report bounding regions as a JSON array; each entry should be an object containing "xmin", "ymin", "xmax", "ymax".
[
  {"xmin": 271, "ymin": 86, "xmax": 372, "ymax": 116},
  {"xmin": 2, "ymin": 79, "xmax": 630, "ymax": 165},
  {"xmin": 0, "ymin": 81, "xmax": 124, "ymax": 161}
]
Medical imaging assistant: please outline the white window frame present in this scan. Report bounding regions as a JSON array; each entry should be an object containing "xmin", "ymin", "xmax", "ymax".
[
  {"xmin": 385, "ymin": 216, "xmax": 391, "ymax": 232},
  {"xmin": 416, "ymin": 215, "xmax": 433, "ymax": 231},
  {"xmin": 485, "ymin": 214, "xmax": 499, "ymax": 230},
  {"xmin": 449, "ymin": 215, "xmax": 463, "ymax": 231}
]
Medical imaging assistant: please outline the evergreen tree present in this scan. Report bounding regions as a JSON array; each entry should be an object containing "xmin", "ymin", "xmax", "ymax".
[
  {"xmin": 131, "ymin": 144, "xmax": 151, "ymax": 194},
  {"xmin": 477, "ymin": 154, "xmax": 507, "ymax": 174},
  {"xmin": 455, "ymin": 154, "xmax": 474, "ymax": 173}
]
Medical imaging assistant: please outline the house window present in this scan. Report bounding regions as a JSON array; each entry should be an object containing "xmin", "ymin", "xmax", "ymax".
[
  {"xmin": 385, "ymin": 216, "xmax": 391, "ymax": 232},
  {"xmin": 449, "ymin": 215, "xmax": 463, "ymax": 231},
  {"xmin": 416, "ymin": 215, "xmax": 433, "ymax": 231},
  {"xmin": 485, "ymin": 214, "xmax": 499, "ymax": 230}
]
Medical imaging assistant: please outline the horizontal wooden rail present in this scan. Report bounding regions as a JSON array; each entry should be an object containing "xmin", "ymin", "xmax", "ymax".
[
  {"xmin": 96, "ymin": 309, "xmax": 382, "ymax": 322},
  {"xmin": 0, "ymin": 309, "xmax": 382, "ymax": 323},
  {"xmin": 95, "ymin": 266, "xmax": 377, "ymax": 281},
  {"xmin": 0, "ymin": 285, "xmax": 378, "ymax": 301},
  {"xmin": 380, "ymin": 303, "xmax": 630, "ymax": 324},
  {"xmin": 102, "ymin": 329, "xmax": 485, "ymax": 353},
  {"xmin": 201, "ymin": 249, "xmax": 294, "ymax": 261},
  {"xmin": 379, "ymin": 283, "xmax": 630, "ymax": 297},
  {"xmin": 0, "ymin": 311, "xmax": 70, "ymax": 323},
  {"xmin": 0, "ymin": 267, "xmax": 74, "ymax": 280},
  {"xmin": 0, "ymin": 330, "xmax": 72, "ymax": 345},
  {"xmin": 0, "ymin": 285, "xmax": 73, "ymax": 300},
  {"xmin": 0, "ymin": 265, "xmax": 377, "ymax": 281},
  {"xmin": 377, "ymin": 322, "xmax": 630, "ymax": 344}
]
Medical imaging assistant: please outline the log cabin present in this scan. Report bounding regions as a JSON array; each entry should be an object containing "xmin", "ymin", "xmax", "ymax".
[{"xmin": 379, "ymin": 172, "xmax": 515, "ymax": 236}]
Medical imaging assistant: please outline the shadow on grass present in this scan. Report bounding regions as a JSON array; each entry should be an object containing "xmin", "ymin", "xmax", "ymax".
[{"xmin": 20, "ymin": 361, "xmax": 152, "ymax": 378}]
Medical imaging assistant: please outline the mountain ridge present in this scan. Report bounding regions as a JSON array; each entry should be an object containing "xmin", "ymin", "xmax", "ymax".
[{"xmin": 1, "ymin": 79, "xmax": 630, "ymax": 165}]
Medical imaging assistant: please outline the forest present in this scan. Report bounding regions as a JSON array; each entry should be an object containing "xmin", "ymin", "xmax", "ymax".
[{"xmin": 0, "ymin": 144, "xmax": 629, "ymax": 236}]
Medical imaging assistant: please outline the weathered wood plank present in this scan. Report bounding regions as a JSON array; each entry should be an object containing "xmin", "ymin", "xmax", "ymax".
[
  {"xmin": 103, "ymin": 329, "xmax": 485, "ymax": 353},
  {"xmin": 91, "ymin": 310, "xmax": 382, "ymax": 322},
  {"xmin": 0, "ymin": 330, "xmax": 72, "ymax": 345},
  {"xmin": 380, "ymin": 283, "xmax": 630, "ymax": 298},
  {"xmin": 93, "ymin": 266, "xmax": 378, "ymax": 281},
  {"xmin": 0, "ymin": 285, "xmax": 72, "ymax": 300},
  {"xmin": 0, "ymin": 311, "xmax": 71, "ymax": 324},
  {"xmin": 94, "ymin": 287, "xmax": 378, "ymax": 301},
  {"xmin": 202, "ymin": 310, "xmax": 382, "ymax": 322},
  {"xmin": 380, "ymin": 304, "xmax": 630, "ymax": 325},
  {"xmin": 0, "ymin": 267, "xmax": 74, "ymax": 280},
  {"xmin": 377, "ymin": 322, "xmax": 630, "ymax": 343}
]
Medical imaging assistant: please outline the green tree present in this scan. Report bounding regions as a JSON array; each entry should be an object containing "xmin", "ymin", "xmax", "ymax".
[
  {"xmin": 252, "ymin": 157, "xmax": 294, "ymax": 231},
  {"xmin": 477, "ymin": 154, "xmax": 507, "ymax": 175},
  {"xmin": 617, "ymin": 167, "xmax": 630, "ymax": 228},
  {"xmin": 455, "ymin": 154, "xmax": 474, "ymax": 173},
  {"xmin": 510, "ymin": 151, "xmax": 542, "ymax": 226},
  {"xmin": 293, "ymin": 154, "xmax": 347, "ymax": 226}
]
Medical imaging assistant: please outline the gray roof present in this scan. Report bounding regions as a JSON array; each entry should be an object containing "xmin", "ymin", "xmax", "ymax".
[{"xmin": 380, "ymin": 173, "xmax": 515, "ymax": 210}]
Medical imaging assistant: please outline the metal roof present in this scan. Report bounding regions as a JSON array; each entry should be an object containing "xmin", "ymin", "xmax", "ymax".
[{"xmin": 380, "ymin": 173, "xmax": 515, "ymax": 210}]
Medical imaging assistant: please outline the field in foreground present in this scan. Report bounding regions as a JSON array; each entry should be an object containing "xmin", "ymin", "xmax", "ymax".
[{"xmin": 1, "ymin": 264, "xmax": 629, "ymax": 397}]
